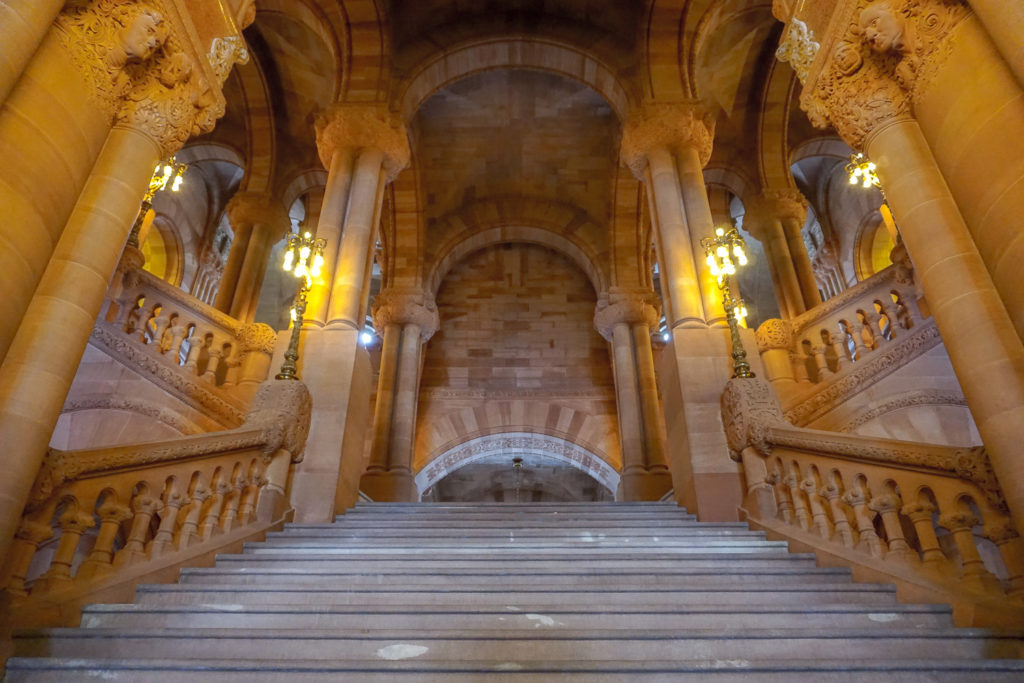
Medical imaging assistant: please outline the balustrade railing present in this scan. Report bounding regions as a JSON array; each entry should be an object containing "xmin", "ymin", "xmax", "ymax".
[
  {"xmin": 0, "ymin": 381, "xmax": 311, "ymax": 609},
  {"xmin": 756, "ymin": 266, "xmax": 926, "ymax": 388},
  {"xmin": 722, "ymin": 378, "xmax": 1024, "ymax": 623},
  {"xmin": 94, "ymin": 267, "xmax": 279, "ymax": 422}
]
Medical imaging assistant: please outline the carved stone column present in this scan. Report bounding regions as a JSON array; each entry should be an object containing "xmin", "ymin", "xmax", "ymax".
[
  {"xmin": 968, "ymin": 0, "xmax": 1024, "ymax": 88},
  {"xmin": 622, "ymin": 103, "xmax": 717, "ymax": 329},
  {"xmin": 214, "ymin": 192, "xmax": 289, "ymax": 322},
  {"xmin": 0, "ymin": 43, "xmax": 225, "ymax": 562},
  {"xmin": 755, "ymin": 319, "xmax": 796, "ymax": 387},
  {"xmin": 744, "ymin": 191, "xmax": 819, "ymax": 317},
  {"xmin": 0, "ymin": 1, "xmax": 172, "ymax": 366},
  {"xmin": 290, "ymin": 104, "xmax": 411, "ymax": 520},
  {"xmin": 361, "ymin": 288, "xmax": 439, "ymax": 502},
  {"xmin": 0, "ymin": 0, "xmax": 65, "ymax": 104},
  {"xmin": 595, "ymin": 290, "xmax": 672, "ymax": 501},
  {"xmin": 799, "ymin": 0, "xmax": 1024, "ymax": 535}
]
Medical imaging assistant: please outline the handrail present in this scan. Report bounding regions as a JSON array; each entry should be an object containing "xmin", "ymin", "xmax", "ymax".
[
  {"xmin": 1, "ymin": 380, "xmax": 311, "ymax": 604},
  {"xmin": 91, "ymin": 265, "xmax": 280, "ymax": 423},
  {"xmin": 722, "ymin": 378, "xmax": 1024, "ymax": 623}
]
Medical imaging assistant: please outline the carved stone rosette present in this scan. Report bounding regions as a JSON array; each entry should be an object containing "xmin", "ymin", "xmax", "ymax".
[
  {"xmin": 593, "ymin": 289, "xmax": 661, "ymax": 342},
  {"xmin": 620, "ymin": 102, "xmax": 716, "ymax": 177},
  {"xmin": 314, "ymin": 104, "xmax": 412, "ymax": 181},
  {"xmin": 371, "ymin": 288, "xmax": 440, "ymax": 342},
  {"xmin": 720, "ymin": 377, "xmax": 788, "ymax": 461}
]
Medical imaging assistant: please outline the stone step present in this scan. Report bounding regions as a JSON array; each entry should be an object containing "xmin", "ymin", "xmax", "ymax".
[
  {"xmin": 336, "ymin": 512, "xmax": 695, "ymax": 521},
  {"xmin": 273, "ymin": 527, "xmax": 763, "ymax": 538},
  {"xmin": 83, "ymin": 602, "xmax": 953, "ymax": 630},
  {"xmin": 230, "ymin": 546, "xmax": 794, "ymax": 559},
  {"xmin": 245, "ymin": 541, "xmax": 790, "ymax": 553},
  {"xmin": 14, "ymin": 628, "xmax": 1024, "ymax": 662},
  {"xmin": 348, "ymin": 503, "xmax": 681, "ymax": 512},
  {"xmin": 130, "ymin": 584, "xmax": 898, "ymax": 607},
  {"xmin": 307, "ymin": 520, "xmax": 732, "ymax": 530},
  {"xmin": 9, "ymin": 657, "xmax": 1024, "ymax": 682},
  {"xmin": 178, "ymin": 566, "xmax": 854, "ymax": 587}
]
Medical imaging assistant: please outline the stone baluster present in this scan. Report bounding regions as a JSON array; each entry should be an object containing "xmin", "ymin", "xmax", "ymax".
[
  {"xmin": 221, "ymin": 356, "xmax": 241, "ymax": 388},
  {"xmin": 827, "ymin": 331, "xmax": 848, "ymax": 371},
  {"xmin": 167, "ymin": 323, "xmax": 189, "ymax": 360},
  {"xmin": 151, "ymin": 309, "xmax": 173, "ymax": 349},
  {"xmin": 768, "ymin": 472, "xmax": 794, "ymax": 524},
  {"xmin": 982, "ymin": 522, "xmax": 1024, "ymax": 597},
  {"xmin": 33, "ymin": 506, "xmax": 95, "ymax": 592},
  {"xmin": 77, "ymin": 500, "xmax": 132, "ymax": 579},
  {"xmin": 809, "ymin": 344, "xmax": 830, "ymax": 381},
  {"xmin": 174, "ymin": 484, "xmax": 210, "ymax": 550},
  {"xmin": 219, "ymin": 479, "xmax": 245, "ymax": 532},
  {"xmin": 869, "ymin": 494, "xmax": 912, "ymax": 560},
  {"xmin": 843, "ymin": 487, "xmax": 884, "ymax": 558},
  {"xmin": 183, "ymin": 331, "xmax": 205, "ymax": 374},
  {"xmin": 198, "ymin": 480, "xmax": 231, "ymax": 541},
  {"xmin": 854, "ymin": 311, "xmax": 876, "ymax": 355},
  {"xmin": 149, "ymin": 487, "xmax": 185, "ymax": 558},
  {"xmin": 201, "ymin": 344, "xmax": 224, "ymax": 384},
  {"xmin": 2, "ymin": 517, "xmax": 54, "ymax": 595},
  {"xmin": 875, "ymin": 299, "xmax": 900, "ymax": 340},
  {"xmin": 115, "ymin": 492, "xmax": 158, "ymax": 566},
  {"xmin": 800, "ymin": 478, "xmax": 833, "ymax": 539},
  {"xmin": 901, "ymin": 502, "xmax": 946, "ymax": 566},
  {"xmin": 938, "ymin": 512, "xmax": 1002, "ymax": 593},
  {"xmin": 785, "ymin": 474, "xmax": 811, "ymax": 531},
  {"xmin": 821, "ymin": 484, "xmax": 854, "ymax": 548},
  {"xmin": 238, "ymin": 474, "xmax": 266, "ymax": 526},
  {"xmin": 790, "ymin": 350, "xmax": 812, "ymax": 384}
]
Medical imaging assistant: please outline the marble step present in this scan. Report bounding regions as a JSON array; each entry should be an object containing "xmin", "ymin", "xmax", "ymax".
[
  {"xmin": 177, "ymin": 566, "xmax": 854, "ymax": 587},
  {"xmin": 131, "ymin": 583, "xmax": 899, "ymax": 607},
  {"xmin": 81, "ymin": 602, "xmax": 953, "ymax": 630},
  {"xmin": 14, "ymin": 627, "xmax": 1024, "ymax": 662},
  {"xmin": 245, "ymin": 541, "xmax": 790, "ymax": 553},
  {"xmin": 9, "ymin": 657, "xmax": 1024, "ymax": 683},
  {"xmin": 274, "ymin": 526, "xmax": 763, "ymax": 538}
]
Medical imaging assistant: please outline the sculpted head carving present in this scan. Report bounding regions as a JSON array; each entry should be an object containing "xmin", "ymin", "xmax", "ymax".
[
  {"xmin": 117, "ymin": 7, "xmax": 169, "ymax": 64},
  {"xmin": 858, "ymin": 3, "xmax": 907, "ymax": 55},
  {"xmin": 158, "ymin": 51, "xmax": 193, "ymax": 88}
]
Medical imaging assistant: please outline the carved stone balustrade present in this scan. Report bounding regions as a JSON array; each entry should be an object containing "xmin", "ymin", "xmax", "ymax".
[
  {"xmin": 722, "ymin": 377, "xmax": 1024, "ymax": 626},
  {"xmin": 94, "ymin": 266, "xmax": 280, "ymax": 427},
  {"xmin": 0, "ymin": 380, "xmax": 311, "ymax": 620}
]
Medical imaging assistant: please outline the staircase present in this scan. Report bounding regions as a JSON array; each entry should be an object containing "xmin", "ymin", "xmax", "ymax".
[{"xmin": 5, "ymin": 502, "xmax": 1024, "ymax": 681}]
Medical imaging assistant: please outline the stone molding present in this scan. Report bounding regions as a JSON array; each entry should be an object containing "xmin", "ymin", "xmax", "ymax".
[
  {"xmin": 314, "ymin": 104, "xmax": 411, "ymax": 181},
  {"xmin": 90, "ymin": 322, "xmax": 245, "ymax": 427},
  {"xmin": 61, "ymin": 394, "xmax": 204, "ymax": 435},
  {"xmin": 415, "ymin": 431, "xmax": 620, "ymax": 495},
  {"xmin": 799, "ymin": 0, "xmax": 970, "ymax": 149},
  {"xmin": 620, "ymin": 102, "xmax": 715, "ymax": 177},
  {"xmin": 593, "ymin": 289, "xmax": 661, "ymax": 341},
  {"xmin": 371, "ymin": 288, "xmax": 440, "ymax": 342},
  {"xmin": 784, "ymin": 319, "xmax": 942, "ymax": 426},
  {"xmin": 837, "ymin": 389, "xmax": 968, "ymax": 433},
  {"xmin": 226, "ymin": 192, "xmax": 289, "ymax": 232}
]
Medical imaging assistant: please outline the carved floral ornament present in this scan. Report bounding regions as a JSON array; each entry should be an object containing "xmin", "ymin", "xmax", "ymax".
[
  {"xmin": 314, "ymin": 105, "xmax": 412, "ymax": 181},
  {"xmin": 799, "ymin": 0, "xmax": 969, "ymax": 149},
  {"xmin": 593, "ymin": 289, "xmax": 661, "ymax": 341},
  {"xmin": 371, "ymin": 288, "xmax": 440, "ymax": 341},
  {"xmin": 755, "ymin": 318, "xmax": 794, "ymax": 352}
]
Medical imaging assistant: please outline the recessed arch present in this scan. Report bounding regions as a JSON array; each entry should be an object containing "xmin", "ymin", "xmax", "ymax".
[
  {"xmin": 414, "ymin": 431, "xmax": 620, "ymax": 497},
  {"xmin": 397, "ymin": 38, "xmax": 632, "ymax": 122}
]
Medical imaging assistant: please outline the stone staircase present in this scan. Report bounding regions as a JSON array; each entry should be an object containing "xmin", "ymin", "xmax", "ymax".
[{"xmin": 5, "ymin": 502, "xmax": 1024, "ymax": 681}]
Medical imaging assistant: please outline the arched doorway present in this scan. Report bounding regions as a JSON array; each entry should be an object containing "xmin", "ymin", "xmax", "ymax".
[{"xmin": 416, "ymin": 432, "xmax": 619, "ymax": 502}]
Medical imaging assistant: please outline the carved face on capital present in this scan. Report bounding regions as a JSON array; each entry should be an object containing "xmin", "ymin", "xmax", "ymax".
[
  {"xmin": 120, "ymin": 9, "xmax": 168, "ymax": 62},
  {"xmin": 858, "ymin": 4, "xmax": 906, "ymax": 54},
  {"xmin": 158, "ymin": 52, "xmax": 193, "ymax": 88}
]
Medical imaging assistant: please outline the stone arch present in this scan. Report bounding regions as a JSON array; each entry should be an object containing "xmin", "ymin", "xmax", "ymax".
[
  {"xmin": 791, "ymin": 136, "xmax": 853, "ymax": 165},
  {"xmin": 257, "ymin": 0, "xmax": 345, "ymax": 102},
  {"xmin": 705, "ymin": 163, "xmax": 756, "ymax": 205},
  {"xmin": 414, "ymin": 431, "xmax": 620, "ymax": 498},
  {"xmin": 425, "ymin": 198, "xmax": 609, "ymax": 297},
  {"xmin": 396, "ymin": 38, "xmax": 632, "ymax": 122},
  {"xmin": 227, "ymin": 55, "xmax": 275, "ymax": 195},
  {"xmin": 280, "ymin": 167, "xmax": 329, "ymax": 214},
  {"xmin": 757, "ymin": 58, "xmax": 799, "ymax": 191}
]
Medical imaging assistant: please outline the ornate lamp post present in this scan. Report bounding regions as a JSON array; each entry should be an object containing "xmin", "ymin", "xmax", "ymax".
[
  {"xmin": 701, "ymin": 226, "xmax": 754, "ymax": 379},
  {"xmin": 275, "ymin": 231, "xmax": 326, "ymax": 380},
  {"xmin": 127, "ymin": 157, "xmax": 187, "ymax": 248},
  {"xmin": 846, "ymin": 152, "xmax": 899, "ymax": 240}
]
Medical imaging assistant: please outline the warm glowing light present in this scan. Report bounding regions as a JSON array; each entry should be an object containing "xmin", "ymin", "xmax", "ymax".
[
  {"xmin": 282, "ymin": 250, "xmax": 294, "ymax": 271},
  {"xmin": 360, "ymin": 331, "xmax": 374, "ymax": 345},
  {"xmin": 662, "ymin": 332, "xmax": 670, "ymax": 342},
  {"xmin": 846, "ymin": 152, "xmax": 880, "ymax": 189},
  {"xmin": 715, "ymin": 227, "xmax": 725, "ymax": 237}
]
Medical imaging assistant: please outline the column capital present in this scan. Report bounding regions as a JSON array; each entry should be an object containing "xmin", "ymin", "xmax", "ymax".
[
  {"xmin": 116, "ymin": 47, "xmax": 225, "ymax": 157},
  {"xmin": 744, "ymin": 189, "xmax": 808, "ymax": 236},
  {"xmin": 798, "ymin": 0, "xmax": 969, "ymax": 149},
  {"xmin": 315, "ymin": 104, "xmax": 411, "ymax": 181},
  {"xmin": 593, "ymin": 289, "xmax": 661, "ymax": 341},
  {"xmin": 755, "ymin": 319, "xmax": 794, "ymax": 352},
  {"xmin": 620, "ymin": 102, "xmax": 715, "ymax": 178},
  {"xmin": 371, "ymin": 288, "xmax": 440, "ymax": 342},
  {"xmin": 225, "ymin": 192, "xmax": 289, "ymax": 232},
  {"xmin": 938, "ymin": 511, "xmax": 980, "ymax": 533}
]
